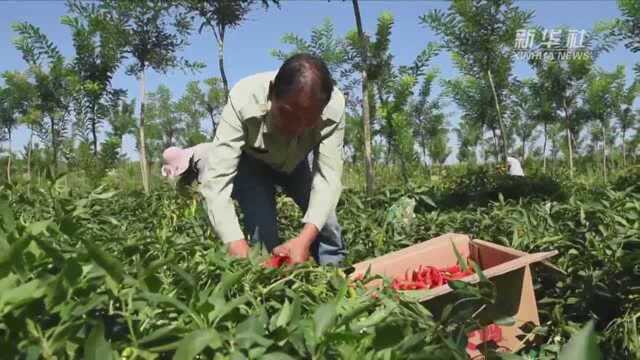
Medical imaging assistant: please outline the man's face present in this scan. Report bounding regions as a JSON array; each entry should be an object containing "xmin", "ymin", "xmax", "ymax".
[{"xmin": 270, "ymin": 92, "xmax": 324, "ymax": 138}]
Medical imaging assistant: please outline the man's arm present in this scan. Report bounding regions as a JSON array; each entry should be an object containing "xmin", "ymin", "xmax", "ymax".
[
  {"xmin": 199, "ymin": 98, "xmax": 246, "ymax": 246},
  {"xmin": 272, "ymin": 113, "xmax": 345, "ymax": 263},
  {"xmin": 301, "ymin": 112, "xmax": 346, "ymax": 234}
]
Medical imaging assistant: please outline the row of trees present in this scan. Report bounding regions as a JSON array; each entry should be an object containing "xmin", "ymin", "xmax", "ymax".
[
  {"xmin": 0, "ymin": 0, "xmax": 276, "ymax": 192},
  {"xmin": 272, "ymin": 0, "xmax": 640, "ymax": 183},
  {"xmin": 1, "ymin": 0, "xmax": 639, "ymax": 192}
]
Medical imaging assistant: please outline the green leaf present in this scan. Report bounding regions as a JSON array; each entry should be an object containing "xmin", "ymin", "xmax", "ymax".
[
  {"xmin": 236, "ymin": 316, "xmax": 273, "ymax": 349},
  {"xmin": 373, "ymin": 322, "xmax": 406, "ymax": 350},
  {"xmin": 140, "ymin": 254, "xmax": 175, "ymax": 280},
  {"xmin": 84, "ymin": 321, "xmax": 114, "ymax": 360},
  {"xmin": 216, "ymin": 271, "xmax": 244, "ymax": 293},
  {"xmin": 337, "ymin": 299, "xmax": 376, "ymax": 327},
  {"xmin": 450, "ymin": 240, "xmax": 468, "ymax": 272},
  {"xmin": 446, "ymin": 280, "xmax": 469, "ymax": 291},
  {"xmin": 33, "ymin": 237, "xmax": 66, "ymax": 265},
  {"xmin": 314, "ymin": 302, "xmax": 337, "ymax": 338},
  {"xmin": 558, "ymin": 321, "xmax": 602, "ymax": 360},
  {"xmin": 141, "ymin": 292, "xmax": 194, "ymax": 317},
  {"xmin": 275, "ymin": 299, "xmax": 292, "ymax": 329},
  {"xmin": 0, "ymin": 235, "xmax": 32, "ymax": 272},
  {"xmin": 210, "ymin": 295, "xmax": 249, "ymax": 325},
  {"xmin": 138, "ymin": 325, "xmax": 179, "ymax": 345},
  {"xmin": 440, "ymin": 304, "xmax": 454, "ymax": 323},
  {"xmin": 80, "ymin": 237, "xmax": 125, "ymax": 284},
  {"xmin": 494, "ymin": 316, "xmax": 516, "ymax": 326},
  {"xmin": 62, "ymin": 259, "xmax": 83, "ymax": 285},
  {"xmin": 89, "ymin": 190, "xmax": 118, "ymax": 200},
  {"xmin": 173, "ymin": 329, "xmax": 222, "ymax": 360},
  {"xmin": 0, "ymin": 278, "xmax": 46, "ymax": 315},
  {"xmin": 261, "ymin": 353, "xmax": 297, "ymax": 360},
  {"xmin": 470, "ymin": 260, "xmax": 488, "ymax": 283},
  {"xmin": 0, "ymin": 200, "xmax": 16, "ymax": 233},
  {"xmin": 27, "ymin": 220, "xmax": 51, "ymax": 236},
  {"xmin": 354, "ymin": 302, "xmax": 398, "ymax": 330}
]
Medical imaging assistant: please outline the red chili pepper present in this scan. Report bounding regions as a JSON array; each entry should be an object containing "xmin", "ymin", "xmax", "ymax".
[
  {"xmin": 479, "ymin": 324, "xmax": 502, "ymax": 343},
  {"xmin": 392, "ymin": 260, "xmax": 476, "ymax": 291},
  {"xmin": 263, "ymin": 254, "xmax": 293, "ymax": 268},
  {"xmin": 392, "ymin": 278, "xmax": 427, "ymax": 290},
  {"xmin": 466, "ymin": 323, "xmax": 503, "ymax": 351}
]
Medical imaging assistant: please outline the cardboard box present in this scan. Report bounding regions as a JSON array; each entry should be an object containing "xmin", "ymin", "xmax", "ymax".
[{"xmin": 350, "ymin": 233, "xmax": 557, "ymax": 358}]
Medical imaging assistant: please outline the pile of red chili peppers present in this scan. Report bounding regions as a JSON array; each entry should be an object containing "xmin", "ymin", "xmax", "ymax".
[
  {"xmin": 388, "ymin": 260, "xmax": 503, "ymax": 350},
  {"xmin": 391, "ymin": 263, "xmax": 475, "ymax": 290}
]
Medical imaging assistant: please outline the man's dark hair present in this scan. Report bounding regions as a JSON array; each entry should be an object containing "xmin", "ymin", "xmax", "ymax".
[{"xmin": 272, "ymin": 53, "xmax": 335, "ymax": 105}]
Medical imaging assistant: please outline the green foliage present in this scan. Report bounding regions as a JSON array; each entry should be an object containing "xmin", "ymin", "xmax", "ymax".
[
  {"xmin": 10, "ymin": 24, "xmax": 78, "ymax": 173},
  {"xmin": 201, "ymin": 77, "xmax": 226, "ymax": 138},
  {"xmin": 423, "ymin": 0, "xmax": 533, "ymax": 160},
  {"xmin": 446, "ymin": 75, "xmax": 494, "ymax": 160},
  {"xmin": 412, "ymin": 69, "xmax": 450, "ymax": 166},
  {"xmin": 0, "ymin": 176, "xmax": 505, "ymax": 359},
  {"xmin": 336, "ymin": 167, "xmax": 639, "ymax": 359},
  {"xmin": 612, "ymin": 0, "xmax": 640, "ymax": 75},
  {"xmin": 272, "ymin": 17, "xmax": 352, "ymax": 89},
  {"xmin": 613, "ymin": 165, "xmax": 640, "ymax": 191},
  {"xmin": 90, "ymin": 0, "xmax": 200, "ymax": 76},
  {"xmin": 63, "ymin": 0, "xmax": 127, "ymax": 155},
  {"xmin": 509, "ymin": 79, "xmax": 542, "ymax": 160},
  {"xmin": 175, "ymin": 81, "xmax": 209, "ymax": 147}
]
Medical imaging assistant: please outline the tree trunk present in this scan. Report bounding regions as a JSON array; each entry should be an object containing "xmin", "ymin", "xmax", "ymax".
[
  {"xmin": 91, "ymin": 102, "xmax": 98, "ymax": 156},
  {"xmin": 50, "ymin": 116, "xmax": 58, "ymax": 177},
  {"xmin": 208, "ymin": 109, "xmax": 218, "ymax": 138},
  {"xmin": 27, "ymin": 130, "xmax": 33, "ymax": 182},
  {"xmin": 217, "ymin": 28, "xmax": 229, "ymax": 99},
  {"xmin": 6, "ymin": 127, "xmax": 11, "ymax": 185},
  {"xmin": 422, "ymin": 139, "xmax": 432, "ymax": 178},
  {"xmin": 602, "ymin": 123, "xmax": 607, "ymax": 182},
  {"xmin": 352, "ymin": 0, "xmax": 374, "ymax": 194},
  {"xmin": 542, "ymin": 122, "xmax": 548, "ymax": 173},
  {"xmin": 487, "ymin": 70, "xmax": 508, "ymax": 164},
  {"xmin": 138, "ymin": 69, "xmax": 150, "ymax": 194},
  {"xmin": 491, "ymin": 127, "xmax": 500, "ymax": 162},
  {"xmin": 622, "ymin": 127, "xmax": 627, "ymax": 168},
  {"xmin": 399, "ymin": 154, "xmax": 409, "ymax": 184},
  {"xmin": 421, "ymin": 137, "xmax": 428, "ymax": 167},
  {"xmin": 562, "ymin": 99, "xmax": 574, "ymax": 178},
  {"xmin": 566, "ymin": 128, "xmax": 573, "ymax": 178}
]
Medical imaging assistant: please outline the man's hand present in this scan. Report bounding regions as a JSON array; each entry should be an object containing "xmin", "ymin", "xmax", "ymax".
[
  {"xmin": 273, "ymin": 237, "xmax": 311, "ymax": 264},
  {"xmin": 272, "ymin": 223, "xmax": 319, "ymax": 264},
  {"xmin": 227, "ymin": 239, "xmax": 250, "ymax": 258}
]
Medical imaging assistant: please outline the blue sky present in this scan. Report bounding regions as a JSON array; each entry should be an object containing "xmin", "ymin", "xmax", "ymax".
[{"xmin": 0, "ymin": 1, "xmax": 636, "ymax": 161}]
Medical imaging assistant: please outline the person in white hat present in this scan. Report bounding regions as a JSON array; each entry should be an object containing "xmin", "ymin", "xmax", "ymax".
[
  {"xmin": 161, "ymin": 144, "xmax": 214, "ymax": 189},
  {"xmin": 161, "ymin": 53, "xmax": 347, "ymax": 266},
  {"xmin": 506, "ymin": 156, "xmax": 525, "ymax": 176}
]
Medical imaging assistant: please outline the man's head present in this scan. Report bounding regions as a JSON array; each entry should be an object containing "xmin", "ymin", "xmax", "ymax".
[{"xmin": 268, "ymin": 53, "xmax": 334, "ymax": 138}]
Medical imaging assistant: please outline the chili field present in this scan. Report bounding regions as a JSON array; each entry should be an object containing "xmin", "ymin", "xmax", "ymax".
[{"xmin": 1, "ymin": 167, "xmax": 639, "ymax": 359}]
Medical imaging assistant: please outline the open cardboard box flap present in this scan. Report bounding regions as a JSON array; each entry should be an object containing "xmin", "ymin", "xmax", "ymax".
[{"xmin": 349, "ymin": 233, "xmax": 559, "ymax": 356}]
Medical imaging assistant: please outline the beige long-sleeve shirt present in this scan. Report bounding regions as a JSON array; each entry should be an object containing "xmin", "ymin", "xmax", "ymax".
[{"xmin": 199, "ymin": 71, "xmax": 346, "ymax": 244}]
